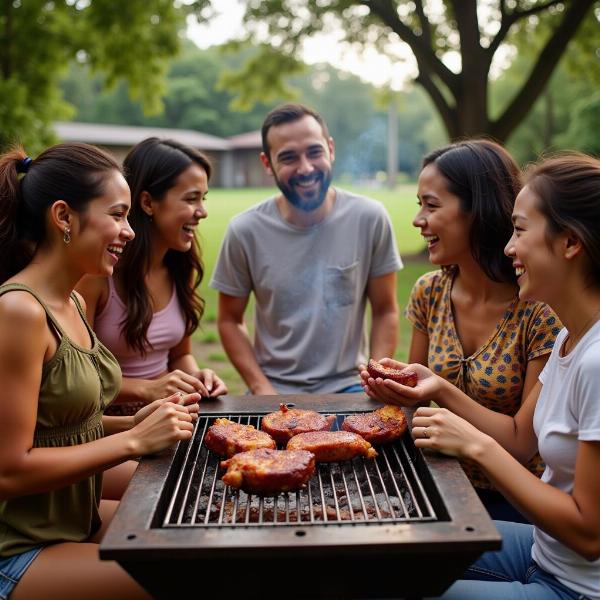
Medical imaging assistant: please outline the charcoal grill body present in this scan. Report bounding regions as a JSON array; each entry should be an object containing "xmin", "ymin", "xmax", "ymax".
[{"xmin": 100, "ymin": 395, "xmax": 501, "ymax": 599}]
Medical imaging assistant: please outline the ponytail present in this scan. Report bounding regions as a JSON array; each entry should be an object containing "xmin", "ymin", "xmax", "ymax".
[
  {"xmin": 0, "ymin": 147, "xmax": 34, "ymax": 282},
  {"xmin": 0, "ymin": 142, "xmax": 121, "ymax": 283}
]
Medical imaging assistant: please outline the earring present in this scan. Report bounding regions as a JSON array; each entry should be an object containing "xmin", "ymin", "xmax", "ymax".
[
  {"xmin": 63, "ymin": 227, "xmax": 71, "ymax": 245},
  {"xmin": 148, "ymin": 214, "xmax": 153, "ymax": 222}
]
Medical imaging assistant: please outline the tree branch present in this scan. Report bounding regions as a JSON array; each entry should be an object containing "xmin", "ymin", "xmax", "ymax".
[
  {"xmin": 488, "ymin": 0, "xmax": 577, "ymax": 64},
  {"xmin": 415, "ymin": 70, "xmax": 457, "ymax": 139},
  {"xmin": 362, "ymin": 0, "xmax": 458, "ymax": 96},
  {"xmin": 514, "ymin": 0, "xmax": 566, "ymax": 19},
  {"xmin": 414, "ymin": 0, "xmax": 431, "ymax": 45},
  {"xmin": 492, "ymin": 0, "xmax": 596, "ymax": 140}
]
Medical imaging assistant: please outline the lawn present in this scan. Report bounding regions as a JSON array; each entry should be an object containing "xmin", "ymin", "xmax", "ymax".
[{"xmin": 193, "ymin": 184, "xmax": 432, "ymax": 394}]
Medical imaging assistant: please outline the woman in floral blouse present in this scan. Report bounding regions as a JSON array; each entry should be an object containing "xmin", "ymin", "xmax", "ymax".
[{"xmin": 362, "ymin": 140, "xmax": 561, "ymax": 522}]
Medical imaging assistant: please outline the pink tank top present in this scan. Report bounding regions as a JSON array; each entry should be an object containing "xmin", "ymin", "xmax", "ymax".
[{"xmin": 93, "ymin": 277, "xmax": 187, "ymax": 379}]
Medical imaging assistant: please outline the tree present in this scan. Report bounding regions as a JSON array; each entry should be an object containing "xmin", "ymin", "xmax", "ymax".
[
  {"xmin": 0, "ymin": 0, "xmax": 200, "ymax": 153},
  {"xmin": 209, "ymin": 0, "xmax": 598, "ymax": 142}
]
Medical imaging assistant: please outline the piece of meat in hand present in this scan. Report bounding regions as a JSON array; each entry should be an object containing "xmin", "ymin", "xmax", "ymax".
[
  {"xmin": 204, "ymin": 418, "xmax": 276, "ymax": 457},
  {"xmin": 261, "ymin": 404, "xmax": 335, "ymax": 444},
  {"xmin": 367, "ymin": 359, "xmax": 418, "ymax": 387},
  {"xmin": 220, "ymin": 448, "xmax": 316, "ymax": 495},
  {"xmin": 342, "ymin": 404, "xmax": 407, "ymax": 445},
  {"xmin": 287, "ymin": 430, "xmax": 377, "ymax": 462}
]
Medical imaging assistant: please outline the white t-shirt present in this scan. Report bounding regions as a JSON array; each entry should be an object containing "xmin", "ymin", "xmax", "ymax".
[{"xmin": 533, "ymin": 320, "xmax": 600, "ymax": 599}]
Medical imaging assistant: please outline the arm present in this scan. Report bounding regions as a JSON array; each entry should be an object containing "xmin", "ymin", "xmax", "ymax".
[
  {"xmin": 413, "ymin": 407, "xmax": 600, "ymax": 560},
  {"xmin": 366, "ymin": 271, "xmax": 399, "ymax": 360},
  {"xmin": 361, "ymin": 356, "xmax": 545, "ymax": 463},
  {"xmin": 407, "ymin": 326, "xmax": 429, "ymax": 365},
  {"xmin": 0, "ymin": 292, "xmax": 197, "ymax": 500},
  {"xmin": 217, "ymin": 292, "xmax": 277, "ymax": 395}
]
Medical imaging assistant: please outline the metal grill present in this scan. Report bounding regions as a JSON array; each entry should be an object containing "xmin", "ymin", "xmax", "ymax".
[{"xmin": 159, "ymin": 411, "xmax": 445, "ymax": 528}]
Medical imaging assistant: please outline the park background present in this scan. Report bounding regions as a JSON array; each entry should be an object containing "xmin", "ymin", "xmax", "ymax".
[{"xmin": 2, "ymin": 1, "xmax": 599, "ymax": 393}]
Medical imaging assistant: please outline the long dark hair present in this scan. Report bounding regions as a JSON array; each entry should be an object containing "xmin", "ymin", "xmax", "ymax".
[
  {"xmin": 526, "ymin": 153, "xmax": 600, "ymax": 289},
  {"xmin": 422, "ymin": 139, "xmax": 522, "ymax": 284},
  {"xmin": 0, "ymin": 143, "xmax": 121, "ymax": 283},
  {"xmin": 118, "ymin": 137, "xmax": 212, "ymax": 354}
]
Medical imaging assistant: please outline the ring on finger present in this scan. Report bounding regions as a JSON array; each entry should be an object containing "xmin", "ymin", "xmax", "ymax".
[{"xmin": 423, "ymin": 427, "xmax": 429, "ymax": 439}]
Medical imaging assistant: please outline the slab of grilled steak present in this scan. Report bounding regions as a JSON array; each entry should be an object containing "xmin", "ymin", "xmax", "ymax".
[
  {"xmin": 220, "ymin": 448, "xmax": 316, "ymax": 495},
  {"xmin": 287, "ymin": 430, "xmax": 377, "ymax": 462},
  {"xmin": 204, "ymin": 418, "xmax": 276, "ymax": 457}
]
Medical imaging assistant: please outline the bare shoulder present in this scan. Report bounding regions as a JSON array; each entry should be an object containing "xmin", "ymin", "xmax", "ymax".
[
  {"xmin": 0, "ymin": 290, "xmax": 48, "ymax": 352},
  {"xmin": 0, "ymin": 289, "xmax": 47, "ymax": 327}
]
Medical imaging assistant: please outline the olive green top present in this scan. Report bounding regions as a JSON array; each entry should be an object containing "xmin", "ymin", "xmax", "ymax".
[{"xmin": 0, "ymin": 283, "xmax": 121, "ymax": 557}]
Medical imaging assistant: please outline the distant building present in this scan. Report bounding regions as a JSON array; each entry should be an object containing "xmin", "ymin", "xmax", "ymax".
[{"xmin": 53, "ymin": 121, "xmax": 271, "ymax": 188}]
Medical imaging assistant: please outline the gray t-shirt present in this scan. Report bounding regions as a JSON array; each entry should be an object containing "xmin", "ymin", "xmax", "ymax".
[{"xmin": 210, "ymin": 188, "xmax": 403, "ymax": 393}]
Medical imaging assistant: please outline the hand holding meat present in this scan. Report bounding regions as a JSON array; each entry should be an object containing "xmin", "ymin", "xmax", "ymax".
[
  {"xmin": 412, "ymin": 406, "xmax": 493, "ymax": 459},
  {"xmin": 129, "ymin": 394, "xmax": 199, "ymax": 455},
  {"xmin": 360, "ymin": 359, "xmax": 444, "ymax": 407}
]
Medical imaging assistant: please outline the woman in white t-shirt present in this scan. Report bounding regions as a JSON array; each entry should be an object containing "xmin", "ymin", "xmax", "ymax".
[{"xmin": 362, "ymin": 154, "xmax": 600, "ymax": 599}]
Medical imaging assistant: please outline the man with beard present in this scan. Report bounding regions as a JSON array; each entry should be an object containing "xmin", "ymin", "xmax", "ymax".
[{"xmin": 210, "ymin": 103, "xmax": 402, "ymax": 394}]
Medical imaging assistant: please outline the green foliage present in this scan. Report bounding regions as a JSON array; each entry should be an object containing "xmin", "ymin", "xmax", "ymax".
[
  {"xmin": 0, "ymin": 0, "xmax": 194, "ymax": 153},
  {"xmin": 204, "ymin": 0, "xmax": 598, "ymax": 141},
  {"xmin": 560, "ymin": 92, "xmax": 600, "ymax": 156}
]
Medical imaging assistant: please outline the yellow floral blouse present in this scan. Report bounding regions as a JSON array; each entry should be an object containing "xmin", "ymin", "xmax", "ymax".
[{"xmin": 405, "ymin": 269, "xmax": 562, "ymax": 490}]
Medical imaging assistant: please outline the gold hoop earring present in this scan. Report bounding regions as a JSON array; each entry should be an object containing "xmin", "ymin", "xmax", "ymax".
[{"xmin": 63, "ymin": 228, "xmax": 71, "ymax": 245}]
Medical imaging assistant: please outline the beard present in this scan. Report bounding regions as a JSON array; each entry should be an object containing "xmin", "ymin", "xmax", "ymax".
[{"xmin": 274, "ymin": 169, "xmax": 333, "ymax": 213}]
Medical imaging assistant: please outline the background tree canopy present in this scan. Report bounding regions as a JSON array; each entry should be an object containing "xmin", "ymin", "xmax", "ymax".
[
  {"xmin": 208, "ymin": 0, "xmax": 599, "ymax": 142},
  {"xmin": 0, "ymin": 0, "xmax": 203, "ymax": 153},
  {"xmin": 2, "ymin": 0, "xmax": 599, "ymax": 170}
]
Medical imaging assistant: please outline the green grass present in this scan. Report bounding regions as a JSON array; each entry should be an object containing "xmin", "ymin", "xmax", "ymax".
[{"xmin": 193, "ymin": 184, "xmax": 431, "ymax": 393}]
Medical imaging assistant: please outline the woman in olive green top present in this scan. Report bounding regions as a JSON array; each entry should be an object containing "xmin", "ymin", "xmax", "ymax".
[{"xmin": 0, "ymin": 143, "xmax": 200, "ymax": 600}]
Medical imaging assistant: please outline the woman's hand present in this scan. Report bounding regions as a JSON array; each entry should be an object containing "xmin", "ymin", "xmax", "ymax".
[
  {"xmin": 129, "ymin": 393, "xmax": 201, "ymax": 455},
  {"xmin": 411, "ymin": 406, "xmax": 493, "ymax": 460},
  {"xmin": 194, "ymin": 369, "xmax": 228, "ymax": 397},
  {"xmin": 148, "ymin": 370, "xmax": 209, "ymax": 399},
  {"xmin": 133, "ymin": 392, "xmax": 200, "ymax": 427},
  {"xmin": 358, "ymin": 358, "xmax": 445, "ymax": 407}
]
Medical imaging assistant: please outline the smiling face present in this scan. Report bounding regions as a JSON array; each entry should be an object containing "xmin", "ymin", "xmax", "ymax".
[
  {"xmin": 505, "ymin": 185, "xmax": 563, "ymax": 303},
  {"xmin": 414, "ymin": 163, "xmax": 472, "ymax": 266},
  {"xmin": 73, "ymin": 170, "xmax": 134, "ymax": 276},
  {"xmin": 147, "ymin": 163, "xmax": 208, "ymax": 253},
  {"xmin": 261, "ymin": 115, "xmax": 335, "ymax": 213}
]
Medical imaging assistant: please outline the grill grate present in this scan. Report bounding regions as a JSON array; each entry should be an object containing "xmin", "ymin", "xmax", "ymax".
[{"xmin": 161, "ymin": 412, "xmax": 441, "ymax": 528}]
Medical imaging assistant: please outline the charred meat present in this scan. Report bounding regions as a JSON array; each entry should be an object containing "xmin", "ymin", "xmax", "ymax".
[
  {"xmin": 367, "ymin": 359, "xmax": 418, "ymax": 387},
  {"xmin": 220, "ymin": 448, "xmax": 316, "ymax": 495},
  {"xmin": 204, "ymin": 418, "xmax": 276, "ymax": 457},
  {"xmin": 287, "ymin": 431, "xmax": 377, "ymax": 462},
  {"xmin": 261, "ymin": 404, "xmax": 335, "ymax": 444},
  {"xmin": 342, "ymin": 404, "xmax": 407, "ymax": 445}
]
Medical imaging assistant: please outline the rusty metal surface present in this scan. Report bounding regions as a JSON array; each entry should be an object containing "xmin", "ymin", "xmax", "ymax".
[{"xmin": 100, "ymin": 395, "xmax": 501, "ymax": 599}]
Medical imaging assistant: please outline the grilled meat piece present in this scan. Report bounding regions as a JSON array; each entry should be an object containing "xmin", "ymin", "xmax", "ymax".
[
  {"xmin": 342, "ymin": 404, "xmax": 407, "ymax": 445},
  {"xmin": 204, "ymin": 418, "xmax": 276, "ymax": 457},
  {"xmin": 261, "ymin": 404, "xmax": 335, "ymax": 444},
  {"xmin": 367, "ymin": 359, "xmax": 418, "ymax": 387},
  {"xmin": 220, "ymin": 448, "xmax": 316, "ymax": 495},
  {"xmin": 287, "ymin": 431, "xmax": 377, "ymax": 462}
]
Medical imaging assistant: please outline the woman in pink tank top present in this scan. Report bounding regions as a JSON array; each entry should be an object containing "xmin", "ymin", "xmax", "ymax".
[{"xmin": 78, "ymin": 138, "xmax": 227, "ymax": 414}]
